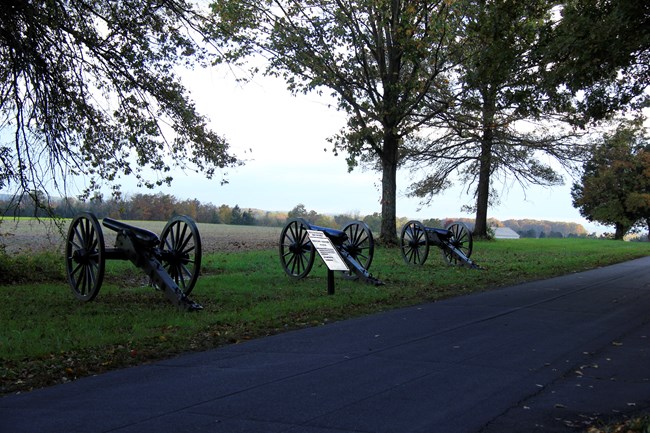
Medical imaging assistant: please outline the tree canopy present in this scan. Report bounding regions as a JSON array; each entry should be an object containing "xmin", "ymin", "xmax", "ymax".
[
  {"xmin": 541, "ymin": 0, "xmax": 650, "ymax": 122},
  {"xmin": 571, "ymin": 119, "xmax": 650, "ymax": 239},
  {"xmin": 0, "ymin": 0, "xmax": 240, "ymax": 208},
  {"xmin": 404, "ymin": 0, "xmax": 586, "ymax": 237},
  {"xmin": 207, "ymin": 0, "xmax": 463, "ymax": 244}
]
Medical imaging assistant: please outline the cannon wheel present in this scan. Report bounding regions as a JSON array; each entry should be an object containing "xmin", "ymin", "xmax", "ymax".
[
  {"xmin": 441, "ymin": 222, "xmax": 473, "ymax": 266},
  {"xmin": 341, "ymin": 221, "xmax": 374, "ymax": 276},
  {"xmin": 400, "ymin": 220, "xmax": 429, "ymax": 265},
  {"xmin": 159, "ymin": 215, "xmax": 202, "ymax": 295},
  {"xmin": 66, "ymin": 212, "xmax": 106, "ymax": 301},
  {"xmin": 279, "ymin": 218, "xmax": 315, "ymax": 279}
]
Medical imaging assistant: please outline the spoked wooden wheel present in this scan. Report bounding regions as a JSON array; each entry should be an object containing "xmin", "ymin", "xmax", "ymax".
[
  {"xmin": 341, "ymin": 221, "xmax": 374, "ymax": 274},
  {"xmin": 159, "ymin": 215, "xmax": 202, "ymax": 295},
  {"xmin": 279, "ymin": 218, "xmax": 315, "ymax": 279},
  {"xmin": 441, "ymin": 222, "xmax": 473, "ymax": 266},
  {"xmin": 400, "ymin": 220, "xmax": 429, "ymax": 265},
  {"xmin": 66, "ymin": 212, "xmax": 105, "ymax": 301}
]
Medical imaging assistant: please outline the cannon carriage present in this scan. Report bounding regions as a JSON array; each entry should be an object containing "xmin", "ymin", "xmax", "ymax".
[
  {"xmin": 65, "ymin": 212, "xmax": 203, "ymax": 311},
  {"xmin": 399, "ymin": 220, "xmax": 480, "ymax": 269},
  {"xmin": 279, "ymin": 218, "xmax": 383, "ymax": 286}
]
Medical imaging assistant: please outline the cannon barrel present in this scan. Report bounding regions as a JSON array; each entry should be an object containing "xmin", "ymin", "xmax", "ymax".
[
  {"xmin": 103, "ymin": 218, "xmax": 159, "ymax": 248},
  {"xmin": 306, "ymin": 223, "xmax": 349, "ymax": 246}
]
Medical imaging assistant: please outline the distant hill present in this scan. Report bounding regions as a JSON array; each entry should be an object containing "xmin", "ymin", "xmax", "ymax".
[
  {"xmin": 501, "ymin": 219, "xmax": 588, "ymax": 238},
  {"xmin": 445, "ymin": 217, "xmax": 588, "ymax": 238}
]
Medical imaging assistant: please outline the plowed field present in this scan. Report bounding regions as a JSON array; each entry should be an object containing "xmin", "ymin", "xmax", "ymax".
[{"xmin": 0, "ymin": 218, "xmax": 282, "ymax": 255}]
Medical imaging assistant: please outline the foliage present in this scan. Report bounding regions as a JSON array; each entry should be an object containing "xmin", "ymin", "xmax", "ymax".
[
  {"xmin": 540, "ymin": 0, "xmax": 650, "ymax": 122},
  {"xmin": 1, "ymin": 192, "xmax": 279, "ymax": 226},
  {"xmin": 404, "ymin": 0, "xmax": 587, "ymax": 238},
  {"xmin": 0, "ymin": 250, "xmax": 63, "ymax": 285},
  {"xmin": 206, "ymin": 0, "xmax": 464, "ymax": 244},
  {"xmin": 1, "ymin": 238, "xmax": 649, "ymax": 395},
  {"xmin": 287, "ymin": 203, "xmax": 335, "ymax": 227},
  {"xmin": 572, "ymin": 119, "xmax": 650, "ymax": 239},
  {"xmin": 586, "ymin": 414, "xmax": 650, "ymax": 433},
  {"xmin": 0, "ymin": 0, "xmax": 240, "ymax": 205},
  {"xmin": 230, "ymin": 205, "xmax": 256, "ymax": 225}
]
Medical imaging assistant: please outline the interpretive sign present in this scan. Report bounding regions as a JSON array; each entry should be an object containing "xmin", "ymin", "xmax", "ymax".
[{"xmin": 307, "ymin": 230, "xmax": 349, "ymax": 272}]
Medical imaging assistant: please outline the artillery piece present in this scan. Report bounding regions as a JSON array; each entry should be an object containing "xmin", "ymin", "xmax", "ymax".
[
  {"xmin": 399, "ymin": 220, "xmax": 480, "ymax": 269},
  {"xmin": 65, "ymin": 212, "xmax": 203, "ymax": 311},
  {"xmin": 279, "ymin": 218, "xmax": 383, "ymax": 287}
]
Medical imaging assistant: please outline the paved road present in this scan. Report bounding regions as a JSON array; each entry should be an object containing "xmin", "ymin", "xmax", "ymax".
[{"xmin": 2, "ymin": 257, "xmax": 650, "ymax": 433}]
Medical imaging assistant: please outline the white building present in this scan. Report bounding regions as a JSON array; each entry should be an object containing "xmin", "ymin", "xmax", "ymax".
[{"xmin": 491, "ymin": 227, "xmax": 521, "ymax": 239}]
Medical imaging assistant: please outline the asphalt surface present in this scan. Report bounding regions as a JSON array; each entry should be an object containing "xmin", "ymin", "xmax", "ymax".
[{"xmin": 2, "ymin": 256, "xmax": 650, "ymax": 433}]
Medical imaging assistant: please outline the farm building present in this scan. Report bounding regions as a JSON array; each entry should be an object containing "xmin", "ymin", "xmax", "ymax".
[{"xmin": 491, "ymin": 227, "xmax": 520, "ymax": 239}]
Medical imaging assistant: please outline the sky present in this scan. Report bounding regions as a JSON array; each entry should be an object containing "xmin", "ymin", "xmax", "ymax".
[{"xmin": 142, "ymin": 66, "xmax": 609, "ymax": 234}]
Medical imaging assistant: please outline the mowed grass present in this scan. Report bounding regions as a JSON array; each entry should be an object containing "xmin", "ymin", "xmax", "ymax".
[{"xmin": 1, "ymin": 237, "xmax": 649, "ymax": 395}]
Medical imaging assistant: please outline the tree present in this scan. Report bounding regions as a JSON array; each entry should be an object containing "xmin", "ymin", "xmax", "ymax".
[
  {"xmin": 217, "ymin": 204, "xmax": 233, "ymax": 224},
  {"xmin": 1, "ymin": 0, "xmax": 240, "ymax": 209},
  {"xmin": 540, "ymin": 0, "xmax": 649, "ymax": 122},
  {"xmin": 238, "ymin": 209, "xmax": 256, "ymax": 225},
  {"xmin": 572, "ymin": 119, "xmax": 650, "ymax": 239},
  {"xmin": 422, "ymin": 217, "xmax": 442, "ymax": 228},
  {"xmin": 231, "ymin": 205, "xmax": 243, "ymax": 224},
  {"xmin": 519, "ymin": 228, "xmax": 538, "ymax": 238},
  {"xmin": 362, "ymin": 212, "xmax": 382, "ymax": 234},
  {"xmin": 287, "ymin": 203, "xmax": 308, "ymax": 219},
  {"xmin": 207, "ymin": 0, "xmax": 461, "ymax": 244},
  {"xmin": 405, "ymin": 0, "xmax": 586, "ymax": 238}
]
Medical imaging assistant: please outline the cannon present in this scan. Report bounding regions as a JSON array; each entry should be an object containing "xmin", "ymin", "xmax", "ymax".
[
  {"xmin": 399, "ymin": 220, "xmax": 480, "ymax": 269},
  {"xmin": 279, "ymin": 218, "xmax": 383, "ymax": 286},
  {"xmin": 65, "ymin": 212, "xmax": 203, "ymax": 311}
]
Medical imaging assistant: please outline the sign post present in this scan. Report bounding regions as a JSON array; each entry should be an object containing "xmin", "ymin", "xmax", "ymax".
[{"xmin": 307, "ymin": 230, "xmax": 349, "ymax": 295}]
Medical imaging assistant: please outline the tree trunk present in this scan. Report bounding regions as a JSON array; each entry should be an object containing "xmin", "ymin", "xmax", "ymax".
[
  {"xmin": 647, "ymin": 218, "xmax": 650, "ymax": 241},
  {"xmin": 474, "ymin": 92, "xmax": 495, "ymax": 239},
  {"xmin": 379, "ymin": 133, "xmax": 399, "ymax": 246},
  {"xmin": 614, "ymin": 222, "xmax": 627, "ymax": 240},
  {"xmin": 474, "ymin": 141, "xmax": 492, "ymax": 238}
]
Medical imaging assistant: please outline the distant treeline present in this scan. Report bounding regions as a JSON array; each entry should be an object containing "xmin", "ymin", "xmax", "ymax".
[
  {"xmin": 1, "ymin": 192, "xmax": 591, "ymax": 238},
  {"xmin": 502, "ymin": 219, "xmax": 589, "ymax": 239},
  {"xmin": 452, "ymin": 218, "xmax": 590, "ymax": 238}
]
